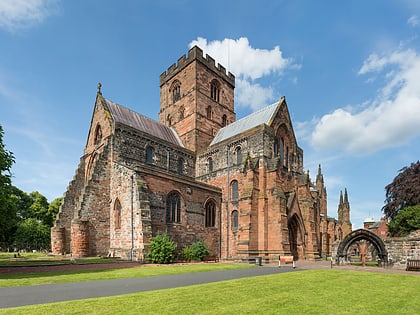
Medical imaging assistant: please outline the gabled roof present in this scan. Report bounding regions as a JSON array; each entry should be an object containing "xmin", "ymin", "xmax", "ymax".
[
  {"xmin": 210, "ymin": 98, "xmax": 283, "ymax": 146},
  {"xmin": 103, "ymin": 98, "xmax": 184, "ymax": 147}
]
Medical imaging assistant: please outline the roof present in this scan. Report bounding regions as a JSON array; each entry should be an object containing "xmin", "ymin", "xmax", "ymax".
[
  {"xmin": 210, "ymin": 99, "xmax": 282, "ymax": 146},
  {"xmin": 103, "ymin": 98, "xmax": 184, "ymax": 147},
  {"xmin": 363, "ymin": 217, "xmax": 375, "ymax": 223}
]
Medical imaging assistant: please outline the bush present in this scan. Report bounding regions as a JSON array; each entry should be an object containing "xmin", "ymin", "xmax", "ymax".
[
  {"xmin": 148, "ymin": 233, "xmax": 177, "ymax": 264},
  {"xmin": 182, "ymin": 241, "xmax": 209, "ymax": 261}
]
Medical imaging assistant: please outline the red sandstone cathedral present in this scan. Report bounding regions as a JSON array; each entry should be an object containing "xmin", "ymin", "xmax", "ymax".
[{"xmin": 51, "ymin": 46, "xmax": 352, "ymax": 261}]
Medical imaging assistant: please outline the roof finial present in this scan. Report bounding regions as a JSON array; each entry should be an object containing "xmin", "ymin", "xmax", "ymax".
[{"xmin": 97, "ymin": 82, "xmax": 102, "ymax": 95}]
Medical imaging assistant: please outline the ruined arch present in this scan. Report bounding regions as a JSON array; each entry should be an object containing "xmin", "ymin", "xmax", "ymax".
[{"xmin": 336, "ymin": 229, "xmax": 387, "ymax": 263}]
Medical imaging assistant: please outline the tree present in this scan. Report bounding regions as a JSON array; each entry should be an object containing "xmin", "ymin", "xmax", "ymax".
[
  {"xmin": 387, "ymin": 205, "xmax": 420, "ymax": 236},
  {"xmin": 382, "ymin": 161, "xmax": 420, "ymax": 220},
  {"xmin": 28, "ymin": 191, "xmax": 50, "ymax": 226},
  {"xmin": 0, "ymin": 125, "xmax": 16, "ymax": 249},
  {"xmin": 15, "ymin": 218, "xmax": 51, "ymax": 251},
  {"xmin": 47, "ymin": 197, "xmax": 62, "ymax": 227},
  {"xmin": 148, "ymin": 233, "xmax": 177, "ymax": 264}
]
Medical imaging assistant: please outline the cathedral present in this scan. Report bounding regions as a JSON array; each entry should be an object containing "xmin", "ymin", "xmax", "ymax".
[{"xmin": 51, "ymin": 46, "xmax": 352, "ymax": 261}]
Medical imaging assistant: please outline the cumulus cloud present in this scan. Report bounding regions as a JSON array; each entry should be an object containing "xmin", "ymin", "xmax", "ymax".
[
  {"xmin": 0, "ymin": 0, "xmax": 60, "ymax": 32},
  {"xmin": 310, "ymin": 49, "xmax": 420, "ymax": 154},
  {"xmin": 189, "ymin": 37, "xmax": 295, "ymax": 110},
  {"xmin": 408, "ymin": 15, "xmax": 419, "ymax": 27}
]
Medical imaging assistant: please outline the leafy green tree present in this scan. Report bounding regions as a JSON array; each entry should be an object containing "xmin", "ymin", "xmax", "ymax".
[
  {"xmin": 383, "ymin": 161, "xmax": 420, "ymax": 220},
  {"xmin": 387, "ymin": 205, "xmax": 420, "ymax": 236},
  {"xmin": 47, "ymin": 197, "xmax": 62, "ymax": 227},
  {"xmin": 15, "ymin": 218, "xmax": 51, "ymax": 251},
  {"xmin": 28, "ymin": 191, "xmax": 50, "ymax": 226},
  {"xmin": 10, "ymin": 186, "xmax": 32, "ymax": 220},
  {"xmin": 0, "ymin": 125, "xmax": 16, "ymax": 249},
  {"xmin": 149, "ymin": 233, "xmax": 177, "ymax": 264}
]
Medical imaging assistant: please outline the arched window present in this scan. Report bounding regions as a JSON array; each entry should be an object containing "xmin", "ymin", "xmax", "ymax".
[
  {"xmin": 94, "ymin": 124, "xmax": 102, "ymax": 146},
  {"xmin": 166, "ymin": 191, "xmax": 181, "ymax": 223},
  {"xmin": 205, "ymin": 200, "xmax": 216, "ymax": 227},
  {"xmin": 231, "ymin": 180, "xmax": 238, "ymax": 200},
  {"xmin": 280, "ymin": 138, "xmax": 284, "ymax": 166},
  {"xmin": 210, "ymin": 79, "xmax": 220, "ymax": 102},
  {"xmin": 274, "ymin": 138, "xmax": 279, "ymax": 157},
  {"xmin": 179, "ymin": 106, "xmax": 185, "ymax": 120},
  {"xmin": 172, "ymin": 81, "xmax": 181, "ymax": 103},
  {"xmin": 114, "ymin": 198, "xmax": 121, "ymax": 229},
  {"xmin": 177, "ymin": 157, "xmax": 184, "ymax": 175},
  {"xmin": 167, "ymin": 114, "xmax": 172, "ymax": 126},
  {"xmin": 208, "ymin": 157, "xmax": 213, "ymax": 173},
  {"xmin": 222, "ymin": 114, "xmax": 227, "ymax": 127},
  {"xmin": 206, "ymin": 105, "xmax": 212, "ymax": 119},
  {"xmin": 285, "ymin": 146, "xmax": 289, "ymax": 169},
  {"xmin": 146, "ymin": 146, "xmax": 154, "ymax": 164},
  {"xmin": 235, "ymin": 147, "xmax": 242, "ymax": 165},
  {"xmin": 232, "ymin": 210, "xmax": 238, "ymax": 231}
]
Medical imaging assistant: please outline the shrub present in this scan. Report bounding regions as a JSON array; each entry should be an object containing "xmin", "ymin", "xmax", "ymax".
[
  {"xmin": 182, "ymin": 241, "xmax": 209, "ymax": 261},
  {"xmin": 149, "ymin": 233, "xmax": 177, "ymax": 264}
]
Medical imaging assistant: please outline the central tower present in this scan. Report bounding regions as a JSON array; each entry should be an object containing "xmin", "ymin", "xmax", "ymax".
[{"xmin": 159, "ymin": 46, "xmax": 236, "ymax": 153}]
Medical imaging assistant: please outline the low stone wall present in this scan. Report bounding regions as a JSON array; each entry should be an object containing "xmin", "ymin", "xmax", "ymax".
[{"xmin": 384, "ymin": 230, "xmax": 420, "ymax": 270}]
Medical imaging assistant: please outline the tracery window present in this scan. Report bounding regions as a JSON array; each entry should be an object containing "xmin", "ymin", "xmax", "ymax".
[
  {"xmin": 166, "ymin": 191, "xmax": 181, "ymax": 223},
  {"xmin": 114, "ymin": 198, "xmax": 121, "ymax": 229},
  {"xmin": 232, "ymin": 210, "xmax": 238, "ymax": 231},
  {"xmin": 172, "ymin": 81, "xmax": 181, "ymax": 103},
  {"xmin": 205, "ymin": 200, "xmax": 216, "ymax": 227},
  {"xmin": 210, "ymin": 79, "xmax": 220, "ymax": 102},
  {"xmin": 146, "ymin": 146, "xmax": 154, "ymax": 164},
  {"xmin": 231, "ymin": 180, "xmax": 238, "ymax": 200}
]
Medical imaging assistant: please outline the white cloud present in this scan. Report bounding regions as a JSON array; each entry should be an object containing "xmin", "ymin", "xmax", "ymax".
[
  {"xmin": 0, "ymin": 0, "xmax": 60, "ymax": 32},
  {"xmin": 310, "ymin": 49, "xmax": 420, "ymax": 155},
  {"xmin": 189, "ymin": 37, "xmax": 296, "ymax": 110},
  {"xmin": 408, "ymin": 15, "xmax": 419, "ymax": 27}
]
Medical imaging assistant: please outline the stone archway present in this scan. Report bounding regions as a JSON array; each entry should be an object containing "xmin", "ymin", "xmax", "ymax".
[
  {"xmin": 288, "ymin": 214, "xmax": 305, "ymax": 261},
  {"xmin": 336, "ymin": 229, "xmax": 387, "ymax": 264}
]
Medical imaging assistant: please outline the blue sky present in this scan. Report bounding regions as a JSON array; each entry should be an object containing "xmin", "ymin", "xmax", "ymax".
[{"xmin": 1, "ymin": 0, "xmax": 419, "ymax": 229}]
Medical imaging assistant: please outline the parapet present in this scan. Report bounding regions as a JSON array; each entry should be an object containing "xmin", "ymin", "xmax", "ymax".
[{"xmin": 160, "ymin": 46, "xmax": 235, "ymax": 87}]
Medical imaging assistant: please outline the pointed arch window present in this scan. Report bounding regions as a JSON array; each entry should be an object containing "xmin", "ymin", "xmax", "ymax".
[
  {"xmin": 205, "ymin": 200, "xmax": 216, "ymax": 227},
  {"xmin": 206, "ymin": 105, "xmax": 213, "ymax": 119},
  {"xmin": 114, "ymin": 198, "xmax": 121, "ymax": 229},
  {"xmin": 210, "ymin": 79, "xmax": 220, "ymax": 102},
  {"xmin": 177, "ymin": 157, "xmax": 184, "ymax": 175},
  {"xmin": 146, "ymin": 146, "xmax": 154, "ymax": 164},
  {"xmin": 235, "ymin": 146, "xmax": 242, "ymax": 165},
  {"xmin": 232, "ymin": 210, "xmax": 239, "ymax": 231},
  {"xmin": 222, "ymin": 114, "xmax": 227, "ymax": 127},
  {"xmin": 208, "ymin": 157, "xmax": 213, "ymax": 173},
  {"xmin": 231, "ymin": 180, "xmax": 238, "ymax": 200},
  {"xmin": 280, "ymin": 138, "xmax": 285, "ymax": 166},
  {"xmin": 94, "ymin": 124, "xmax": 102, "ymax": 146},
  {"xmin": 274, "ymin": 138, "xmax": 279, "ymax": 157},
  {"xmin": 179, "ymin": 106, "xmax": 185, "ymax": 120},
  {"xmin": 166, "ymin": 191, "xmax": 181, "ymax": 223},
  {"xmin": 172, "ymin": 80, "xmax": 181, "ymax": 103}
]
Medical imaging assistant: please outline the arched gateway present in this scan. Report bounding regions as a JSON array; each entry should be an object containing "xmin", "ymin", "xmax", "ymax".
[{"xmin": 336, "ymin": 229, "xmax": 387, "ymax": 264}]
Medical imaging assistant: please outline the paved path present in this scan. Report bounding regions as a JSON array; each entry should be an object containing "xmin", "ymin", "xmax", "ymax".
[{"xmin": 0, "ymin": 266, "xmax": 296, "ymax": 309}]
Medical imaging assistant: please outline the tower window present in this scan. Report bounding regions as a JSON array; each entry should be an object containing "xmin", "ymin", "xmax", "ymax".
[
  {"xmin": 166, "ymin": 191, "xmax": 181, "ymax": 223},
  {"xmin": 232, "ymin": 210, "xmax": 238, "ymax": 231},
  {"xmin": 172, "ymin": 81, "xmax": 181, "ymax": 103},
  {"xmin": 206, "ymin": 105, "xmax": 212, "ymax": 119},
  {"xmin": 146, "ymin": 146, "xmax": 154, "ymax": 164},
  {"xmin": 205, "ymin": 200, "xmax": 216, "ymax": 227},
  {"xmin": 231, "ymin": 180, "xmax": 238, "ymax": 200},
  {"xmin": 222, "ymin": 114, "xmax": 227, "ymax": 127},
  {"xmin": 210, "ymin": 80, "xmax": 220, "ymax": 102},
  {"xmin": 179, "ymin": 106, "xmax": 185, "ymax": 120}
]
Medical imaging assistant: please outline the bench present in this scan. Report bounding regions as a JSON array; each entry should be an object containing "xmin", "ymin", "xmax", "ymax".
[
  {"xmin": 406, "ymin": 259, "xmax": 420, "ymax": 271},
  {"xmin": 279, "ymin": 255, "xmax": 295, "ymax": 268},
  {"xmin": 203, "ymin": 255, "xmax": 219, "ymax": 263}
]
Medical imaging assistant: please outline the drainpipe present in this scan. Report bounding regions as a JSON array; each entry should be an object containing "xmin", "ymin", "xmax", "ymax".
[{"xmin": 130, "ymin": 173, "xmax": 134, "ymax": 261}]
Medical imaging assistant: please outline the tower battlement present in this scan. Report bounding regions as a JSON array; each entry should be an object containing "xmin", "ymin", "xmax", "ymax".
[{"xmin": 160, "ymin": 46, "xmax": 235, "ymax": 87}]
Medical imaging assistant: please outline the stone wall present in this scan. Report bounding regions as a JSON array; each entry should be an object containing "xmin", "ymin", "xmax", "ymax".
[{"xmin": 384, "ymin": 230, "xmax": 420, "ymax": 270}]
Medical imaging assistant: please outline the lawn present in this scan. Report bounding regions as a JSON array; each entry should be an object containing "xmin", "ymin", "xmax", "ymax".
[{"xmin": 1, "ymin": 269, "xmax": 419, "ymax": 314}]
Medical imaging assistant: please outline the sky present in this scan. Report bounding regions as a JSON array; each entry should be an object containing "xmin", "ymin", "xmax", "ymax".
[{"xmin": 1, "ymin": 0, "xmax": 419, "ymax": 229}]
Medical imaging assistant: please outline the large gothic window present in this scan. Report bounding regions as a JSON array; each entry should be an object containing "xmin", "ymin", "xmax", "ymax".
[
  {"xmin": 235, "ymin": 146, "xmax": 242, "ymax": 165},
  {"xmin": 94, "ymin": 124, "xmax": 102, "ymax": 146},
  {"xmin": 210, "ymin": 79, "xmax": 220, "ymax": 102},
  {"xmin": 205, "ymin": 200, "xmax": 216, "ymax": 227},
  {"xmin": 231, "ymin": 180, "xmax": 238, "ymax": 200},
  {"xmin": 114, "ymin": 198, "xmax": 121, "ymax": 229},
  {"xmin": 146, "ymin": 146, "xmax": 154, "ymax": 164},
  {"xmin": 232, "ymin": 210, "xmax": 238, "ymax": 231},
  {"xmin": 166, "ymin": 191, "xmax": 181, "ymax": 223}
]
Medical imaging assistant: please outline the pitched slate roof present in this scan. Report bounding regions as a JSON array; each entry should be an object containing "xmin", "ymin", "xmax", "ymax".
[
  {"xmin": 103, "ymin": 98, "xmax": 184, "ymax": 147},
  {"xmin": 210, "ymin": 99, "xmax": 282, "ymax": 146}
]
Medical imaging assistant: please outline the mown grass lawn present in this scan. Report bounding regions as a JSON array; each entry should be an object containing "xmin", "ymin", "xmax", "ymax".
[{"xmin": 1, "ymin": 269, "xmax": 419, "ymax": 315}]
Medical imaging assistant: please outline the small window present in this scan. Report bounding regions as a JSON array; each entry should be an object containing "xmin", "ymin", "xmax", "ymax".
[
  {"xmin": 146, "ymin": 146, "xmax": 154, "ymax": 164},
  {"xmin": 274, "ymin": 138, "xmax": 279, "ymax": 157},
  {"xmin": 235, "ymin": 147, "xmax": 242, "ymax": 165},
  {"xmin": 205, "ymin": 200, "xmax": 216, "ymax": 227},
  {"xmin": 179, "ymin": 106, "xmax": 185, "ymax": 120},
  {"xmin": 208, "ymin": 157, "xmax": 213, "ymax": 173},
  {"xmin": 94, "ymin": 124, "xmax": 102, "ymax": 146},
  {"xmin": 172, "ymin": 81, "xmax": 181, "ymax": 103},
  {"xmin": 167, "ymin": 114, "xmax": 172, "ymax": 127},
  {"xmin": 280, "ymin": 138, "xmax": 285, "ymax": 166},
  {"xmin": 232, "ymin": 210, "xmax": 238, "ymax": 231},
  {"xmin": 210, "ymin": 80, "xmax": 220, "ymax": 102},
  {"xmin": 114, "ymin": 198, "xmax": 121, "ymax": 229},
  {"xmin": 222, "ymin": 114, "xmax": 227, "ymax": 127},
  {"xmin": 231, "ymin": 180, "xmax": 238, "ymax": 200},
  {"xmin": 177, "ymin": 157, "xmax": 184, "ymax": 175},
  {"xmin": 206, "ymin": 105, "xmax": 212, "ymax": 119},
  {"xmin": 166, "ymin": 191, "xmax": 181, "ymax": 223}
]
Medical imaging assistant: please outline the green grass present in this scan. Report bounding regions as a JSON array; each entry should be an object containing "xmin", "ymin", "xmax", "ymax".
[
  {"xmin": 0, "ymin": 263, "xmax": 253, "ymax": 287},
  {"xmin": 1, "ymin": 270, "xmax": 418, "ymax": 314}
]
